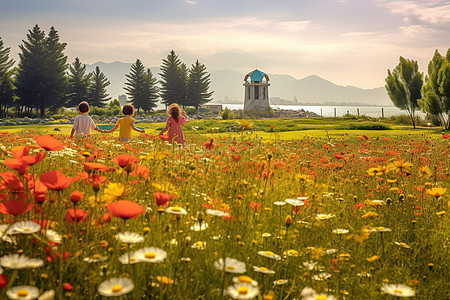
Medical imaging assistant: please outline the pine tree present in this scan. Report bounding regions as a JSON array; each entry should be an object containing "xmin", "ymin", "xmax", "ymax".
[
  {"xmin": 124, "ymin": 59, "xmax": 147, "ymax": 113},
  {"xmin": 186, "ymin": 60, "xmax": 213, "ymax": 109},
  {"xmin": 44, "ymin": 26, "xmax": 68, "ymax": 112},
  {"xmin": 385, "ymin": 57, "xmax": 423, "ymax": 128},
  {"xmin": 159, "ymin": 50, "xmax": 186, "ymax": 107},
  {"xmin": 66, "ymin": 57, "xmax": 91, "ymax": 108},
  {"xmin": 15, "ymin": 25, "xmax": 47, "ymax": 116},
  {"xmin": 87, "ymin": 66, "xmax": 111, "ymax": 108},
  {"xmin": 0, "ymin": 37, "xmax": 15, "ymax": 117},
  {"xmin": 15, "ymin": 25, "xmax": 68, "ymax": 117},
  {"xmin": 141, "ymin": 68, "xmax": 159, "ymax": 113}
]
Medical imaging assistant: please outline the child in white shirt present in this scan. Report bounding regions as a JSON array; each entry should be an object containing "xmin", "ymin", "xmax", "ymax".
[{"xmin": 70, "ymin": 101, "xmax": 102, "ymax": 137}]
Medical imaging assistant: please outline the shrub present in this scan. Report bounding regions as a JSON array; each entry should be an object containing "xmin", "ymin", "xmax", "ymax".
[{"xmin": 221, "ymin": 107, "xmax": 234, "ymax": 120}]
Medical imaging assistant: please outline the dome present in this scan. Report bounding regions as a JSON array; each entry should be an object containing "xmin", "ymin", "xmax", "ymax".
[{"xmin": 244, "ymin": 69, "xmax": 269, "ymax": 82}]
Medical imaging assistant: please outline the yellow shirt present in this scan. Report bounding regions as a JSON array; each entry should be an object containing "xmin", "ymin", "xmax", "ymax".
[{"xmin": 117, "ymin": 116, "xmax": 135, "ymax": 138}]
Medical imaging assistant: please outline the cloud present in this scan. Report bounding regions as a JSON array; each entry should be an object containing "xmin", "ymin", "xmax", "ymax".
[
  {"xmin": 185, "ymin": 0, "xmax": 196, "ymax": 4},
  {"xmin": 376, "ymin": 0, "xmax": 450, "ymax": 25}
]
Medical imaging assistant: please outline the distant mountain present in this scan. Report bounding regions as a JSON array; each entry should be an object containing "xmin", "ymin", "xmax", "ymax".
[{"xmin": 86, "ymin": 62, "xmax": 390, "ymax": 106}]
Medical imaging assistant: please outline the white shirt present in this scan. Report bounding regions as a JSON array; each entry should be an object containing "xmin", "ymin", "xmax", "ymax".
[{"xmin": 72, "ymin": 114, "xmax": 96, "ymax": 135}]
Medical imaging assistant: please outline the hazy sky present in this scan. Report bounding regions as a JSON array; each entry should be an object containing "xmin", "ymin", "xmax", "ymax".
[{"xmin": 0, "ymin": 0, "xmax": 449, "ymax": 88}]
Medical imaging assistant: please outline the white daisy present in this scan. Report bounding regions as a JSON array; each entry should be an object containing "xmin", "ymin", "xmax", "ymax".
[
  {"xmin": 381, "ymin": 284, "xmax": 415, "ymax": 298},
  {"xmin": 285, "ymin": 199, "xmax": 304, "ymax": 206},
  {"xmin": 115, "ymin": 232, "xmax": 144, "ymax": 244},
  {"xmin": 118, "ymin": 252, "xmax": 140, "ymax": 265},
  {"xmin": 232, "ymin": 275, "xmax": 258, "ymax": 287},
  {"xmin": 313, "ymin": 272, "xmax": 332, "ymax": 281},
  {"xmin": 0, "ymin": 254, "xmax": 32, "ymax": 269},
  {"xmin": 325, "ymin": 249, "xmax": 338, "ymax": 255},
  {"xmin": 316, "ymin": 214, "xmax": 335, "ymax": 220},
  {"xmin": 226, "ymin": 282, "xmax": 259, "ymax": 300},
  {"xmin": 252, "ymin": 266, "xmax": 275, "ymax": 275},
  {"xmin": 45, "ymin": 230, "xmax": 62, "ymax": 244},
  {"xmin": 273, "ymin": 201, "xmax": 286, "ymax": 206},
  {"xmin": 372, "ymin": 227, "xmax": 392, "ymax": 232},
  {"xmin": 191, "ymin": 241, "xmax": 206, "ymax": 250},
  {"xmin": 332, "ymin": 229, "xmax": 349, "ymax": 235},
  {"xmin": 300, "ymin": 287, "xmax": 316, "ymax": 298},
  {"xmin": 134, "ymin": 247, "xmax": 167, "ymax": 263},
  {"xmin": 165, "ymin": 206, "xmax": 188, "ymax": 215},
  {"xmin": 37, "ymin": 289, "xmax": 55, "ymax": 300},
  {"xmin": 273, "ymin": 279, "xmax": 289, "ymax": 285},
  {"xmin": 257, "ymin": 251, "xmax": 281, "ymax": 260},
  {"xmin": 98, "ymin": 277, "xmax": 134, "ymax": 297},
  {"xmin": 206, "ymin": 209, "xmax": 229, "ymax": 217},
  {"xmin": 26, "ymin": 258, "xmax": 44, "ymax": 269},
  {"xmin": 83, "ymin": 254, "xmax": 108, "ymax": 263},
  {"xmin": 303, "ymin": 293, "xmax": 337, "ymax": 300},
  {"xmin": 6, "ymin": 286, "xmax": 40, "ymax": 300},
  {"xmin": 190, "ymin": 222, "xmax": 208, "ymax": 231},
  {"xmin": 7, "ymin": 221, "xmax": 41, "ymax": 235},
  {"xmin": 214, "ymin": 257, "xmax": 246, "ymax": 273}
]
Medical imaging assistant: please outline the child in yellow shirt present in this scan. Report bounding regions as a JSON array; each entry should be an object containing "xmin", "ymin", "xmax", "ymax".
[{"xmin": 103, "ymin": 104, "xmax": 145, "ymax": 141}]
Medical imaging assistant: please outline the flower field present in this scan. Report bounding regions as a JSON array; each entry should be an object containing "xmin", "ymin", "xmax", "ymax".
[{"xmin": 0, "ymin": 128, "xmax": 449, "ymax": 299}]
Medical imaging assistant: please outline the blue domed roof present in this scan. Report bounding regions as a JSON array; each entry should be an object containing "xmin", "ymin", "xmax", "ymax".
[{"xmin": 244, "ymin": 69, "xmax": 269, "ymax": 82}]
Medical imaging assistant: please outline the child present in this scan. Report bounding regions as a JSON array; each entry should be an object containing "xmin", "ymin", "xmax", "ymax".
[
  {"xmin": 70, "ymin": 101, "xmax": 102, "ymax": 138},
  {"xmin": 159, "ymin": 103, "xmax": 189, "ymax": 146},
  {"xmin": 103, "ymin": 104, "xmax": 145, "ymax": 142}
]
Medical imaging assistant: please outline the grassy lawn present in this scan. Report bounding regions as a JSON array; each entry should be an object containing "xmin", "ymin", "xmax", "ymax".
[{"xmin": 0, "ymin": 117, "xmax": 442, "ymax": 141}]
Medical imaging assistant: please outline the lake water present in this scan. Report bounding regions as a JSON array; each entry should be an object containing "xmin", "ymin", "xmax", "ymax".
[{"xmin": 213, "ymin": 104, "xmax": 414, "ymax": 118}]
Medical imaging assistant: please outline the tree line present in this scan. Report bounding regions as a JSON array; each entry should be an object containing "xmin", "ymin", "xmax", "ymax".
[
  {"xmin": 385, "ymin": 48, "xmax": 450, "ymax": 129},
  {"xmin": 0, "ymin": 25, "xmax": 213, "ymax": 118}
]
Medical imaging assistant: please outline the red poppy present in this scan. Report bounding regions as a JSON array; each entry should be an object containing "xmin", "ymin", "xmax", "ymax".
[
  {"xmin": 63, "ymin": 283, "xmax": 73, "ymax": 291},
  {"xmin": 70, "ymin": 190, "xmax": 83, "ymax": 203},
  {"xmin": 65, "ymin": 208, "xmax": 89, "ymax": 223},
  {"xmin": 39, "ymin": 170, "xmax": 78, "ymax": 191},
  {"xmin": 0, "ymin": 199, "xmax": 34, "ymax": 216},
  {"xmin": 204, "ymin": 139, "xmax": 214, "ymax": 150},
  {"xmin": 232, "ymin": 154, "xmax": 241, "ymax": 162},
  {"xmin": 3, "ymin": 159, "xmax": 28, "ymax": 172},
  {"xmin": 113, "ymin": 154, "xmax": 139, "ymax": 168},
  {"xmin": 11, "ymin": 146, "xmax": 30, "ymax": 158},
  {"xmin": 334, "ymin": 154, "xmax": 344, "ymax": 159},
  {"xmin": 20, "ymin": 152, "xmax": 45, "ymax": 166},
  {"xmin": 133, "ymin": 165, "xmax": 150, "ymax": 178},
  {"xmin": 0, "ymin": 274, "xmax": 7, "ymax": 289},
  {"xmin": 82, "ymin": 162, "xmax": 110, "ymax": 172},
  {"xmin": 443, "ymin": 134, "xmax": 450, "ymax": 139},
  {"xmin": 34, "ymin": 135, "xmax": 65, "ymax": 151},
  {"xmin": 154, "ymin": 192, "xmax": 176, "ymax": 207},
  {"xmin": 159, "ymin": 134, "xmax": 169, "ymax": 141},
  {"xmin": 107, "ymin": 200, "xmax": 145, "ymax": 220}
]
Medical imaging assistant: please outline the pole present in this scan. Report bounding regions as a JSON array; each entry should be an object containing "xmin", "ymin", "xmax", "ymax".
[{"xmin": 334, "ymin": 108, "xmax": 336, "ymax": 118}]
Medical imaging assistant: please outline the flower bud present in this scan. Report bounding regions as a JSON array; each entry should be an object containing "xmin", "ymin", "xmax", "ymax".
[
  {"xmin": 70, "ymin": 190, "xmax": 83, "ymax": 203},
  {"xmin": 285, "ymin": 215, "xmax": 293, "ymax": 227}
]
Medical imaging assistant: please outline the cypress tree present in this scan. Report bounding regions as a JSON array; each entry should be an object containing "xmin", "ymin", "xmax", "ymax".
[
  {"xmin": 142, "ymin": 68, "xmax": 159, "ymax": 113},
  {"xmin": 87, "ymin": 66, "xmax": 111, "ymax": 108}
]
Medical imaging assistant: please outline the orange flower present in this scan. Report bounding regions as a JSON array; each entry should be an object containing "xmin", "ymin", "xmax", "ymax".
[
  {"xmin": 65, "ymin": 208, "xmax": 89, "ymax": 223},
  {"xmin": 11, "ymin": 146, "xmax": 45, "ymax": 166},
  {"xmin": 426, "ymin": 187, "xmax": 447, "ymax": 198},
  {"xmin": 82, "ymin": 162, "xmax": 110, "ymax": 172},
  {"xmin": 113, "ymin": 154, "xmax": 139, "ymax": 168},
  {"xmin": 39, "ymin": 170, "xmax": 78, "ymax": 191},
  {"xmin": 204, "ymin": 139, "xmax": 214, "ymax": 150},
  {"xmin": 0, "ymin": 199, "xmax": 34, "ymax": 216},
  {"xmin": 107, "ymin": 200, "xmax": 145, "ymax": 220},
  {"xmin": 154, "ymin": 192, "xmax": 176, "ymax": 206},
  {"xmin": 0, "ymin": 171, "xmax": 25, "ymax": 192},
  {"xmin": 133, "ymin": 165, "xmax": 150, "ymax": 178},
  {"xmin": 70, "ymin": 190, "xmax": 83, "ymax": 203},
  {"xmin": 11, "ymin": 146, "xmax": 30, "ymax": 158},
  {"xmin": 34, "ymin": 135, "xmax": 65, "ymax": 151},
  {"xmin": 3, "ymin": 158, "xmax": 28, "ymax": 172},
  {"xmin": 159, "ymin": 134, "xmax": 169, "ymax": 141}
]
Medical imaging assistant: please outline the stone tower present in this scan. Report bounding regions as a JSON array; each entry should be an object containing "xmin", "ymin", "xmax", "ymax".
[{"xmin": 243, "ymin": 69, "xmax": 270, "ymax": 112}]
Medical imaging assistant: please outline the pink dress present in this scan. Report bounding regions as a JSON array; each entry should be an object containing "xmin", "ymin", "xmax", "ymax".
[{"xmin": 167, "ymin": 116, "xmax": 187, "ymax": 145}]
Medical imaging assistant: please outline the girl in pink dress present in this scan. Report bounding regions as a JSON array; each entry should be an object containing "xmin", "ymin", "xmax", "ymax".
[{"xmin": 159, "ymin": 103, "xmax": 189, "ymax": 146}]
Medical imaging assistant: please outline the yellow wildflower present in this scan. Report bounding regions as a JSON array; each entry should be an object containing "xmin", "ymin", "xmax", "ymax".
[
  {"xmin": 362, "ymin": 211, "xmax": 379, "ymax": 219},
  {"xmin": 417, "ymin": 166, "xmax": 431, "ymax": 178},
  {"xmin": 366, "ymin": 255, "xmax": 380, "ymax": 262},
  {"xmin": 426, "ymin": 187, "xmax": 446, "ymax": 198},
  {"xmin": 104, "ymin": 182, "xmax": 131, "ymax": 203},
  {"xmin": 347, "ymin": 226, "xmax": 371, "ymax": 244}
]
